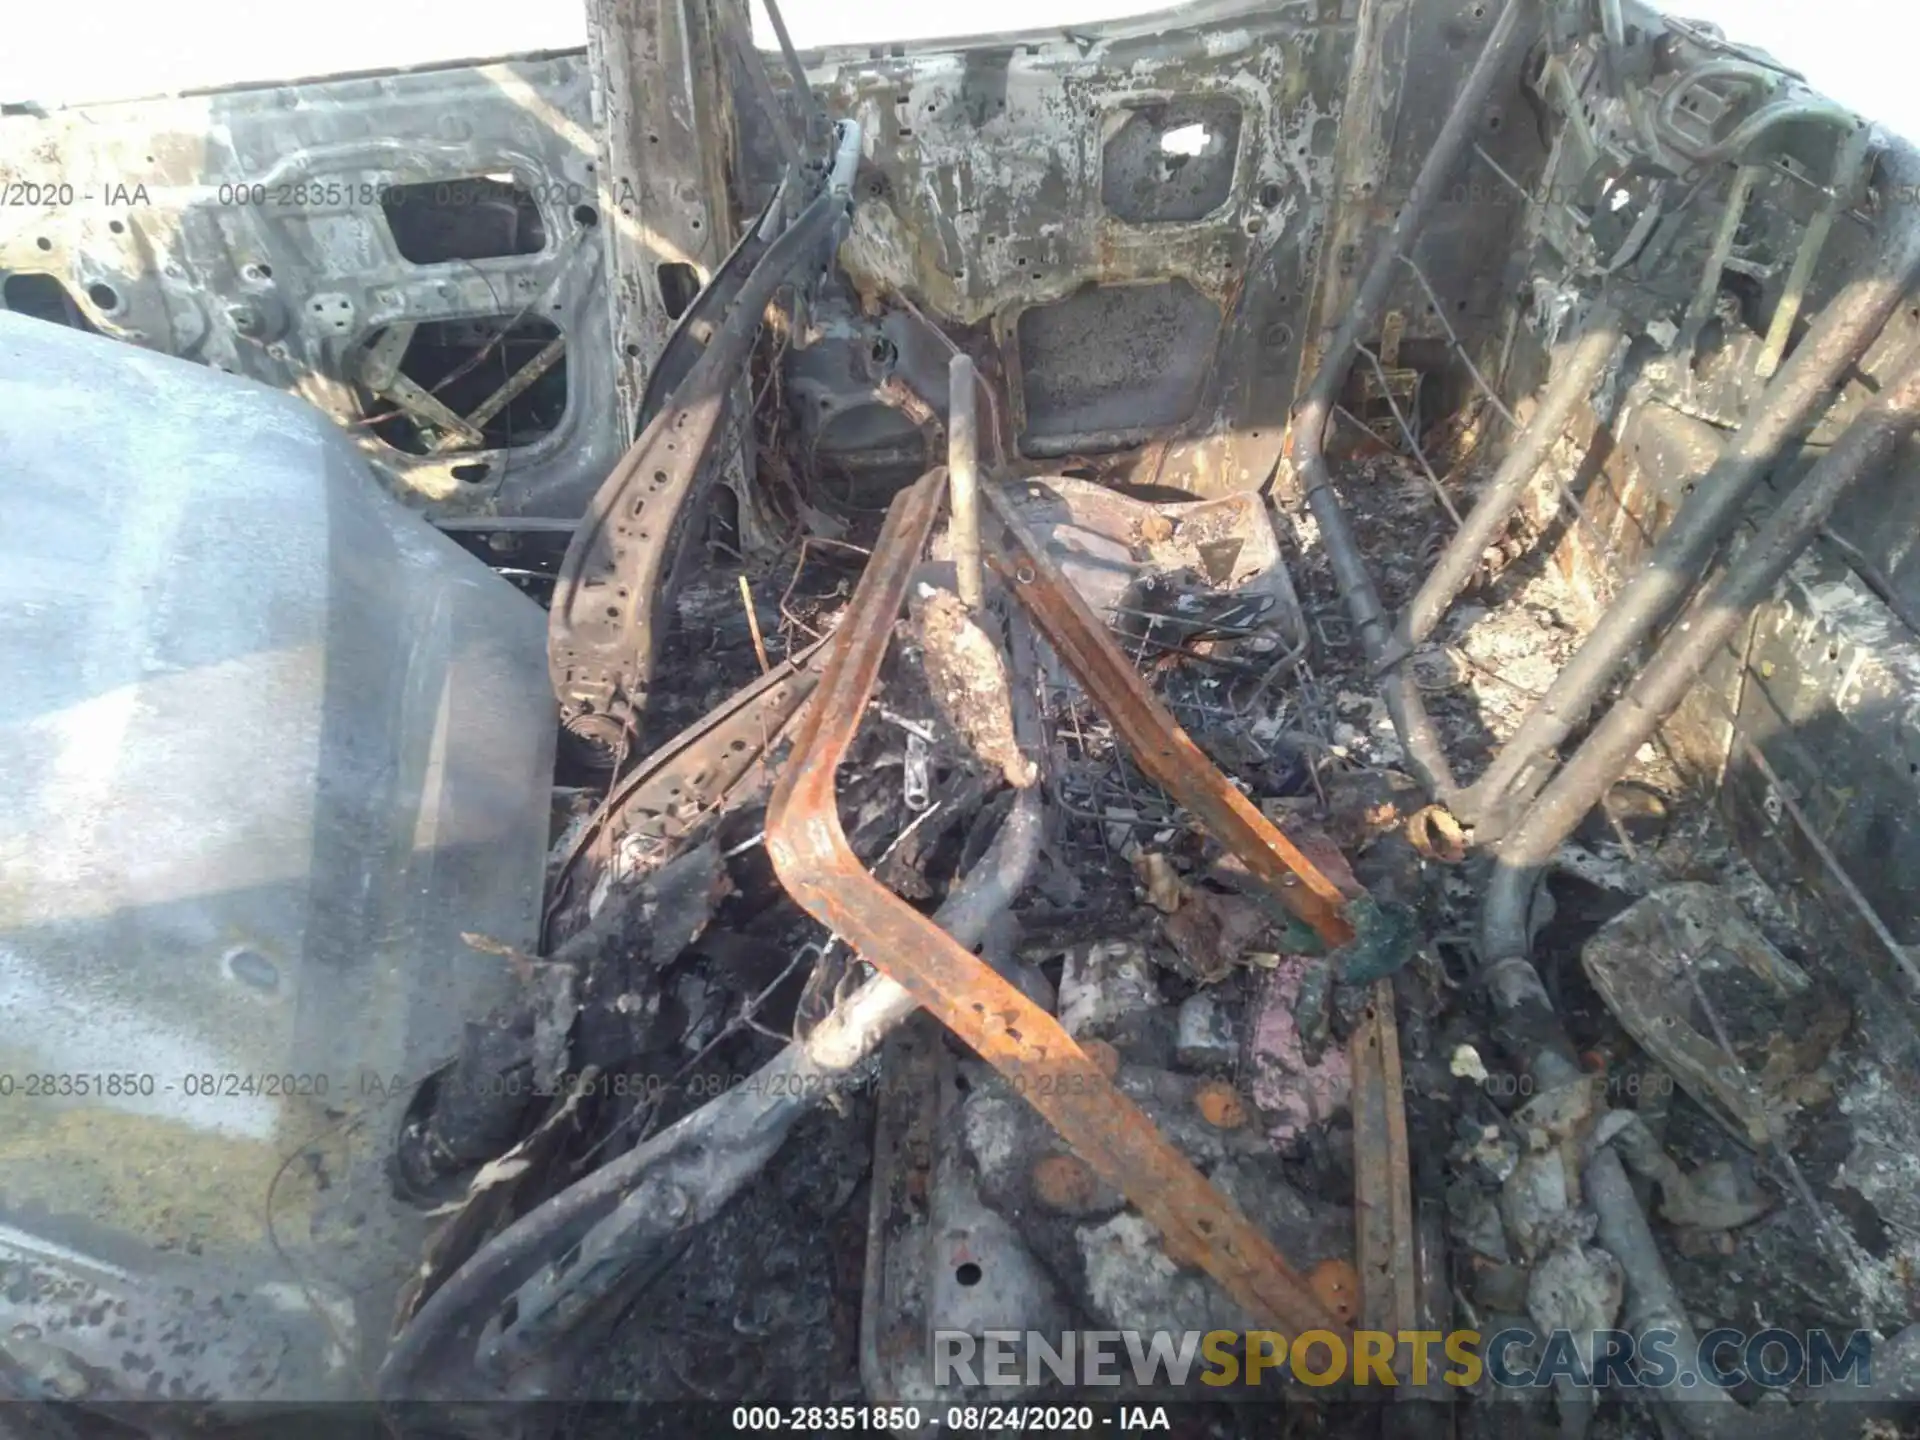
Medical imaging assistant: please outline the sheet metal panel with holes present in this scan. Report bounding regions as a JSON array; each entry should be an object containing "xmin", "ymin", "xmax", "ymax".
[{"xmin": 0, "ymin": 51, "xmax": 622, "ymax": 518}]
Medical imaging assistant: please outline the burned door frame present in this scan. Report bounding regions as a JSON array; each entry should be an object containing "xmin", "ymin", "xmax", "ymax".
[{"xmin": 0, "ymin": 51, "xmax": 624, "ymax": 517}]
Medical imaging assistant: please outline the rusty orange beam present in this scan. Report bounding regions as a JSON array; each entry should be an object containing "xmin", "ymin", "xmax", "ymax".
[
  {"xmin": 765, "ymin": 468, "xmax": 1346, "ymax": 1339},
  {"xmin": 982, "ymin": 482, "xmax": 1355, "ymax": 949},
  {"xmin": 1351, "ymin": 979, "xmax": 1417, "ymax": 1338}
]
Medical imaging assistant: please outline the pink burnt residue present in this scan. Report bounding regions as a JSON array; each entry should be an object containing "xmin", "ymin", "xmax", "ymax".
[{"xmin": 1248, "ymin": 956, "xmax": 1352, "ymax": 1145}]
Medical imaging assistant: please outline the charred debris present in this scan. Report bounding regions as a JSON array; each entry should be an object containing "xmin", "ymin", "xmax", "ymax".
[{"xmin": 381, "ymin": 2, "xmax": 1920, "ymax": 1434}]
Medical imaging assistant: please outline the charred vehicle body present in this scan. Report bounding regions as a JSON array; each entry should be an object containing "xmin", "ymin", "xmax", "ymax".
[{"xmin": 5, "ymin": 0, "xmax": 1920, "ymax": 1434}]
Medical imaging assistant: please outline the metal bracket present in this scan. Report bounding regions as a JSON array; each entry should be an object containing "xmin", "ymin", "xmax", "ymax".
[{"xmin": 549, "ymin": 154, "xmax": 853, "ymax": 758}]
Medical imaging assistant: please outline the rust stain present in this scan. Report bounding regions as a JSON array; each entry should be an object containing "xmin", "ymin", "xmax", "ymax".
[
  {"xmin": 1194, "ymin": 1080, "xmax": 1248, "ymax": 1130},
  {"xmin": 1033, "ymin": 1154, "xmax": 1102, "ymax": 1212},
  {"xmin": 1310, "ymin": 1257, "xmax": 1361, "ymax": 1326},
  {"xmin": 1079, "ymin": 1037, "xmax": 1121, "ymax": 1078}
]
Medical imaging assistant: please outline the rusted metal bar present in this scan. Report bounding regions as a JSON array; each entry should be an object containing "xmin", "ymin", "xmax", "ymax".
[
  {"xmin": 765, "ymin": 468, "xmax": 1346, "ymax": 1339},
  {"xmin": 1350, "ymin": 979, "xmax": 1416, "ymax": 1338},
  {"xmin": 443, "ymin": 334, "xmax": 566, "ymax": 443},
  {"xmin": 982, "ymin": 481, "xmax": 1355, "ymax": 950},
  {"xmin": 383, "ymin": 372, "xmax": 485, "ymax": 448}
]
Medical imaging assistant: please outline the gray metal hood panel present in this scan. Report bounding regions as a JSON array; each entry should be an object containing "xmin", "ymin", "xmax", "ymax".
[{"xmin": 0, "ymin": 313, "xmax": 554, "ymax": 1403}]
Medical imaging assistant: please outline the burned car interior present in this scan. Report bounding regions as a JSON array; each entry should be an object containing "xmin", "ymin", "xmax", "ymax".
[{"xmin": 6, "ymin": 0, "xmax": 1920, "ymax": 1434}]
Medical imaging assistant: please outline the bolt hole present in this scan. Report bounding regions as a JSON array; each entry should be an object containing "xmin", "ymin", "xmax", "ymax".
[
  {"xmin": 35, "ymin": 237, "xmax": 51, "ymax": 251},
  {"xmin": 955, "ymin": 1263, "xmax": 983, "ymax": 1287},
  {"xmin": 224, "ymin": 947, "xmax": 281, "ymax": 993},
  {"xmin": 573, "ymin": 204, "xmax": 599, "ymax": 227},
  {"xmin": 109, "ymin": 219, "xmax": 126, "ymax": 235},
  {"xmin": 87, "ymin": 283, "xmax": 120, "ymax": 311},
  {"xmin": 1257, "ymin": 181, "xmax": 1284, "ymax": 209}
]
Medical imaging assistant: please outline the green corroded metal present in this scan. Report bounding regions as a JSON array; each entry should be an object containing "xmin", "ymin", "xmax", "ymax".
[{"xmin": 1331, "ymin": 894, "xmax": 1421, "ymax": 984}]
